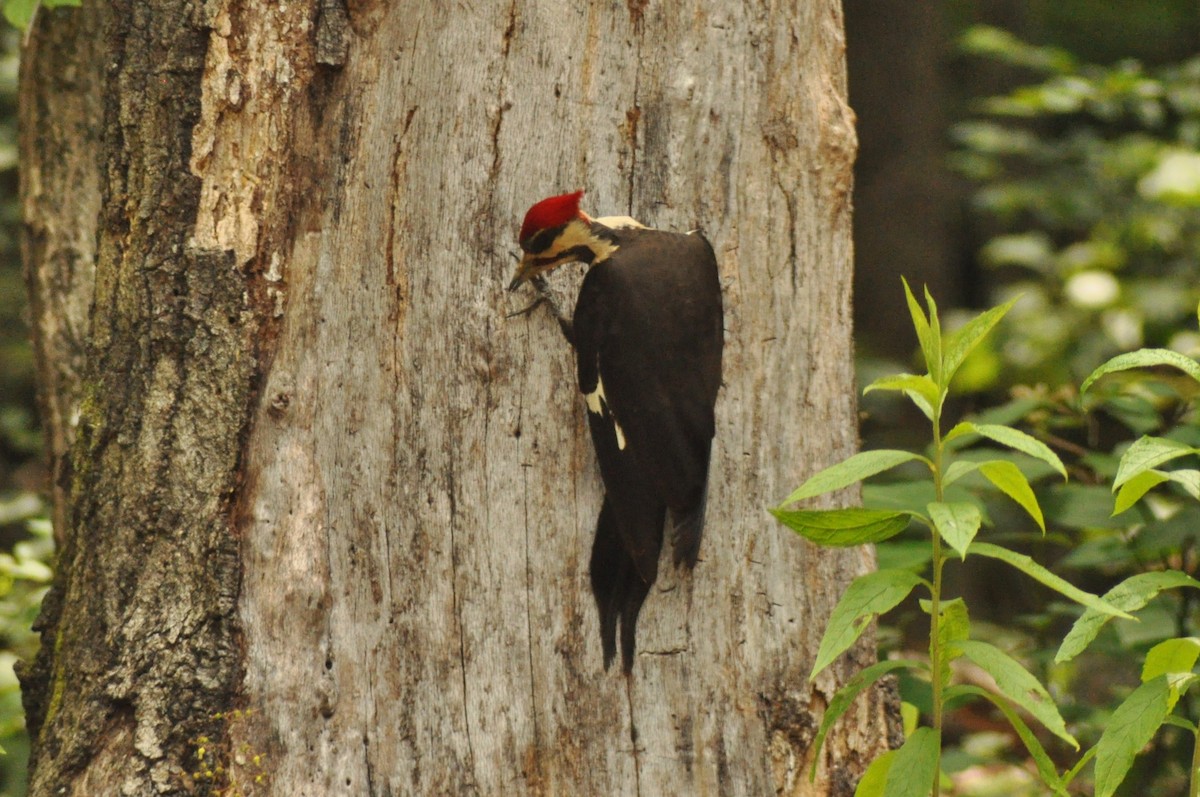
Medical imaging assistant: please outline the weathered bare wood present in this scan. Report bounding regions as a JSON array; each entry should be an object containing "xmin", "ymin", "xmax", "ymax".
[{"xmin": 22, "ymin": 0, "xmax": 895, "ymax": 794}]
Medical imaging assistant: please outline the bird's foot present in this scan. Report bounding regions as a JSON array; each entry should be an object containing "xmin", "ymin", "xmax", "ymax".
[{"xmin": 510, "ymin": 276, "xmax": 574, "ymax": 343}]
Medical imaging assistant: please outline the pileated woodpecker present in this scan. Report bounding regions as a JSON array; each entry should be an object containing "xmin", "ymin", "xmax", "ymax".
[{"xmin": 509, "ymin": 190, "xmax": 724, "ymax": 673}]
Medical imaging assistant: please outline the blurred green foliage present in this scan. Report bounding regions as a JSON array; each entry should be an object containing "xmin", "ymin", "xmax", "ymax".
[
  {"xmin": 0, "ymin": 0, "xmax": 78, "ymax": 32},
  {"xmin": 0, "ymin": 25, "xmax": 43, "ymax": 797},
  {"xmin": 951, "ymin": 26, "xmax": 1200, "ymax": 390},
  {"xmin": 0, "ymin": 501, "xmax": 49, "ymax": 797},
  {"xmin": 857, "ymin": 25, "xmax": 1200, "ymax": 797}
]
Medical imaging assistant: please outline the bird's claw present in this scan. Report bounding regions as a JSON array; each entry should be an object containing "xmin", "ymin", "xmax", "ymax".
[
  {"xmin": 507, "ymin": 295, "xmax": 547, "ymax": 319},
  {"xmin": 509, "ymin": 276, "xmax": 575, "ymax": 344}
]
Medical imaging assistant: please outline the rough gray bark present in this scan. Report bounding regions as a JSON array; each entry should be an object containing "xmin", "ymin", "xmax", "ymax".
[{"xmin": 21, "ymin": 1, "xmax": 895, "ymax": 795}]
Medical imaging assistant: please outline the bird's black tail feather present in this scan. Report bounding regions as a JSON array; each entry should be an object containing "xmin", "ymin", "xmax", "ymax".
[
  {"xmin": 670, "ymin": 478, "xmax": 709, "ymax": 569},
  {"xmin": 590, "ymin": 497, "xmax": 660, "ymax": 673}
]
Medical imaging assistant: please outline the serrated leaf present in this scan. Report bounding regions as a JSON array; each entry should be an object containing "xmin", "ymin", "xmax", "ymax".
[
  {"xmin": 883, "ymin": 726, "xmax": 940, "ymax": 797},
  {"xmin": 1081, "ymin": 348, "xmax": 1200, "ymax": 393},
  {"xmin": 811, "ymin": 570, "xmax": 925, "ymax": 679},
  {"xmin": 1167, "ymin": 672, "xmax": 1199, "ymax": 710},
  {"xmin": 979, "ymin": 460, "xmax": 1045, "ymax": 532},
  {"xmin": 903, "ymin": 278, "xmax": 942, "ymax": 386},
  {"xmin": 948, "ymin": 423, "xmax": 1067, "ymax": 479},
  {"xmin": 854, "ymin": 751, "xmax": 894, "ymax": 797},
  {"xmin": 946, "ymin": 684, "xmax": 1068, "ymax": 796},
  {"xmin": 1142, "ymin": 638, "xmax": 1200, "ymax": 683},
  {"xmin": 943, "ymin": 296, "xmax": 1019, "ymax": 385},
  {"xmin": 936, "ymin": 598, "xmax": 971, "ymax": 648},
  {"xmin": 1113, "ymin": 437, "xmax": 1197, "ymax": 491},
  {"xmin": 927, "ymin": 501, "xmax": 981, "ymax": 560},
  {"xmin": 955, "ymin": 639, "xmax": 1076, "ymax": 747},
  {"xmin": 971, "ymin": 542, "xmax": 1133, "ymax": 619},
  {"xmin": 779, "ymin": 450, "xmax": 930, "ymax": 506},
  {"xmin": 929, "ymin": 597, "xmax": 970, "ymax": 690},
  {"xmin": 1057, "ymin": 571, "xmax": 1200, "ymax": 663},
  {"xmin": 1112, "ymin": 470, "xmax": 1170, "ymax": 515},
  {"xmin": 1094, "ymin": 676, "xmax": 1175, "ymax": 797},
  {"xmin": 811, "ymin": 659, "xmax": 925, "ymax": 779},
  {"xmin": 772, "ymin": 508, "xmax": 913, "ymax": 547}
]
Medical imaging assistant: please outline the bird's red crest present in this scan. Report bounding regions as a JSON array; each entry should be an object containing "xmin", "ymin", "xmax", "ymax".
[{"xmin": 519, "ymin": 190, "xmax": 585, "ymax": 245}]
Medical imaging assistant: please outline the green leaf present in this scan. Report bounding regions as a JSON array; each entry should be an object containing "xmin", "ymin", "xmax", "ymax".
[
  {"xmin": 810, "ymin": 659, "xmax": 925, "ymax": 779},
  {"xmin": 1094, "ymin": 676, "xmax": 1175, "ymax": 797},
  {"xmin": 959, "ymin": 25, "xmax": 1076, "ymax": 73},
  {"xmin": 1081, "ymin": 348, "xmax": 1200, "ymax": 393},
  {"xmin": 1112, "ymin": 470, "xmax": 1170, "ymax": 515},
  {"xmin": 902, "ymin": 278, "xmax": 941, "ymax": 386},
  {"xmin": 883, "ymin": 727, "xmax": 940, "ymax": 797},
  {"xmin": 927, "ymin": 501, "xmax": 981, "ymax": 560},
  {"xmin": 942, "ymin": 295, "xmax": 1019, "ymax": 385},
  {"xmin": 971, "ymin": 542, "xmax": 1134, "ymax": 619},
  {"xmin": 811, "ymin": 570, "xmax": 925, "ymax": 679},
  {"xmin": 907, "ymin": 390, "xmax": 935, "ymax": 422},
  {"xmin": 946, "ymin": 685, "xmax": 1068, "ymax": 796},
  {"xmin": 1142, "ymin": 638, "xmax": 1200, "ymax": 684},
  {"xmin": 946, "ymin": 423, "xmax": 1067, "ymax": 479},
  {"xmin": 929, "ymin": 597, "xmax": 970, "ymax": 690},
  {"xmin": 1057, "ymin": 571, "xmax": 1200, "ymax": 663},
  {"xmin": 979, "ymin": 460, "xmax": 1045, "ymax": 532},
  {"xmin": 854, "ymin": 751, "xmax": 894, "ymax": 797},
  {"xmin": 1113, "ymin": 436, "xmax": 1197, "ymax": 491},
  {"xmin": 941, "ymin": 459, "xmax": 983, "ymax": 488},
  {"xmin": 924, "ymin": 286, "xmax": 944, "ymax": 381},
  {"xmin": 1167, "ymin": 470, "xmax": 1200, "ymax": 500},
  {"xmin": 779, "ymin": 450, "xmax": 930, "ymax": 506},
  {"xmin": 863, "ymin": 374, "xmax": 943, "ymax": 415},
  {"xmin": 2, "ymin": 0, "xmax": 35, "ymax": 28},
  {"xmin": 1164, "ymin": 714, "xmax": 1198, "ymax": 732},
  {"xmin": 772, "ymin": 508, "xmax": 913, "ymax": 547},
  {"xmin": 955, "ymin": 639, "xmax": 1077, "ymax": 747}
]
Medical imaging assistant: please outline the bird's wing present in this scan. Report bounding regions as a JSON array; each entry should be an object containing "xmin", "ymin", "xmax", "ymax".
[{"xmin": 584, "ymin": 234, "xmax": 723, "ymax": 515}]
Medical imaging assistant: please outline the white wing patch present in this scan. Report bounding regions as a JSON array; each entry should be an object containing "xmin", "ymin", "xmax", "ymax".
[
  {"xmin": 583, "ymin": 374, "xmax": 628, "ymax": 450},
  {"xmin": 584, "ymin": 377, "xmax": 606, "ymax": 414}
]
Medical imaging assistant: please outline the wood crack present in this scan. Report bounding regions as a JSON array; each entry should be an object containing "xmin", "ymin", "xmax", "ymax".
[{"xmin": 446, "ymin": 458, "xmax": 477, "ymax": 783}]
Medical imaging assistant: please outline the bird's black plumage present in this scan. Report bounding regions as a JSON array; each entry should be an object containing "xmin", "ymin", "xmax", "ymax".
[{"xmin": 571, "ymin": 224, "xmax": 724, "ymax": 672}]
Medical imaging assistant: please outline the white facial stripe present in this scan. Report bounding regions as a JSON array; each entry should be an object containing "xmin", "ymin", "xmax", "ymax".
[
  {"xmin": 614, "ymin": 420, "xmax": 627, "ymax": 450},
  {"xmin": 554, "ymin": 219, "xmax": 617, "ymax": 263}
]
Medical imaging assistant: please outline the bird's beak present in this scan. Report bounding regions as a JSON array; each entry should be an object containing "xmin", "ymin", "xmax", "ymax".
[{"xmin": 507, "ymin": 254, "xmax": 536, "ymax": 291}]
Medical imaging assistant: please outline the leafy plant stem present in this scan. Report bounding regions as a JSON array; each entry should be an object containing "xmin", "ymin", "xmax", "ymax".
[{"xmin": 929, "ymin": 404, "xmax": 947, "ymax": 795}]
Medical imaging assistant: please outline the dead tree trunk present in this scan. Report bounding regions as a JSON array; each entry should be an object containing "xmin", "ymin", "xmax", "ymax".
[{"xmin": 20, "ymin": 1, "xmax": 895, "ymax": 794}]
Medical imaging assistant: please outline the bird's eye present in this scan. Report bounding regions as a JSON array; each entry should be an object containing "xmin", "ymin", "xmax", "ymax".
[{"xmin": 523, "ymin": 226, "xmax": 562, "ymax": 255}]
